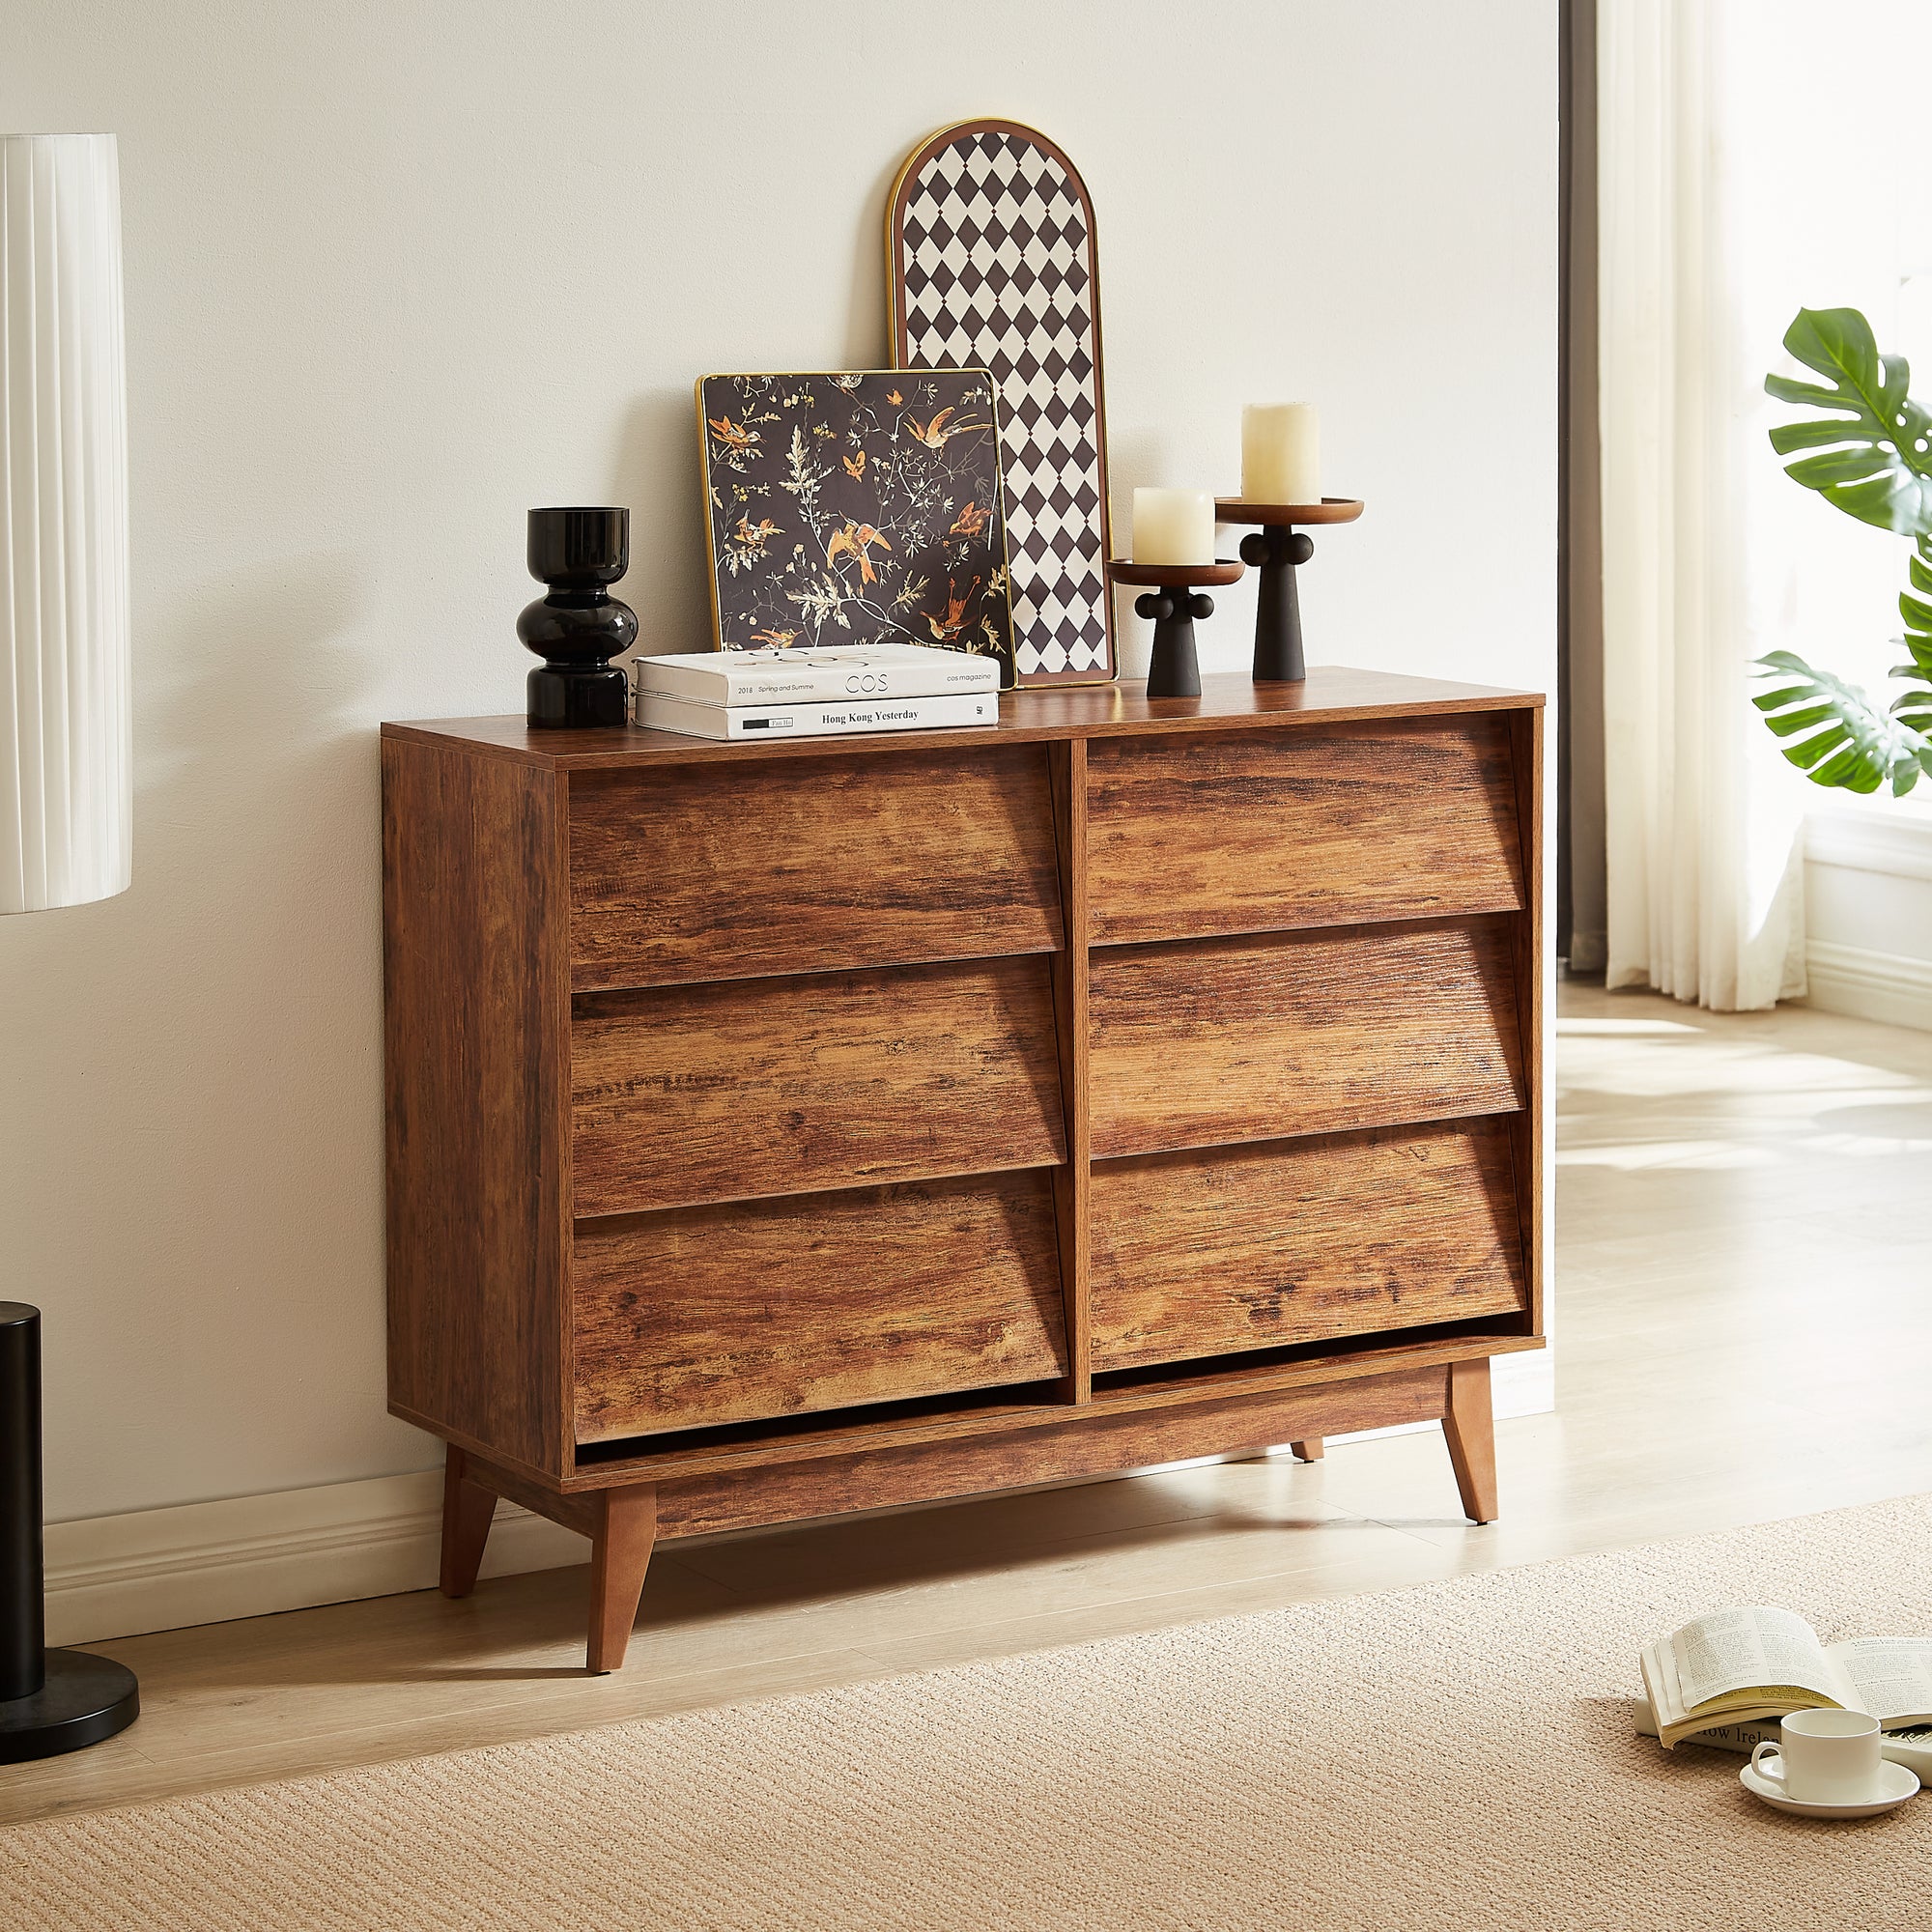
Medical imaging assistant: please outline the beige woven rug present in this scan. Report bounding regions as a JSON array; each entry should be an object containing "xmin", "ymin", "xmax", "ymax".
[{"xmin": 5, "ymin": 1494, "xmax": 1929, "ymax": 1931}]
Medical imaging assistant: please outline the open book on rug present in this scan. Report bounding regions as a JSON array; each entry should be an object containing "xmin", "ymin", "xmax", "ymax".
[
  {"xmin": 1630, "ymin": 1702, "xmax": 1932, "ymax": 1776},
  {"xmin": 1640, "ymin": 1605, "xmax": 1932, "ymax": 1748}
]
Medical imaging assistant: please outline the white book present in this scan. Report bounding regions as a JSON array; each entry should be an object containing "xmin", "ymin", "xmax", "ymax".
[
  {"xmin": 1637, "ymin": 1605, "xmax": 1932, "ymax": 1748},
  {"xmin": 633, "ymin": 642, "xmax": 1000, "ymax": 706},
  {"xmin": 636, "ymin": 689, "xmax": 997, "ymax": 742}
]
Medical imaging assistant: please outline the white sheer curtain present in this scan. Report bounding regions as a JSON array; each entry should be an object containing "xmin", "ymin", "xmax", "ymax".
[
  {"xmin": 1598, "ymin": 1, "xmax": 1932, "ymax": 1010},
  {"xmin": 1597, "ymin": 0, "xmax": 1806, "ymax": 1010}
]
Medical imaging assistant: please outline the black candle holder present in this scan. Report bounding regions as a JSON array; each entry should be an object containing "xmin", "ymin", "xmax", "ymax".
[
  {"xmin": 1, "ymin": 1303, "xmax": 140, "ymax": 1762},
  {"xmin": 1213, "ymin": 497, "xmax": 1364, "ymax": 683},
  {"xmin": 518, "ymin": 507, "xmax": 639, "ymax": 729},
  {"xmin": 1106, "ymin": 559, "xmax": 1245, "ymax": 699}
]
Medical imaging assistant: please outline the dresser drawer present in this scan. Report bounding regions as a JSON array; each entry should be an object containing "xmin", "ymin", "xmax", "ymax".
[
  {"xmin": 573, "ymin": 1172, "xmax": 1067, "ymax": 1438},
  {"xmin": 1088, "ymin": 916, "xmax": 1523, "ymax": 1157},
  {"xmin": 571, "ymin": 955, "xmax": 1066, "ymax": 1215},
  {"xmin": 1091, "ymin": 1121, "xmax": 1527, "ymax": 1372},
  {"xmin": 568, "ymin": 746, "xmax": 1063, "ymax": 991},
  {"xmin": 1086, "ymin": 719, "xmax": 1524, "ymax": 947}
]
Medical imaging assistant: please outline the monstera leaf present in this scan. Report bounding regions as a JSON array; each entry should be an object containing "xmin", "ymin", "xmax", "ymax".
[
  {"xmin": 1751, "ymin": 648, "xmax": 1930, "ymax": 795},
  {"xmin": 1893, "ymin": 535, "xmax": 1932, "ymax": 739},
  {"xmin": 1766, "ymin": 309, "xmax": 1932, "ymax": 536}
]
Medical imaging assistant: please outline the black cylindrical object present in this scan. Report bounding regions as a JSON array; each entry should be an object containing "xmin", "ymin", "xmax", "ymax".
[
  {"xmin": 0, "ymin": 1303, "xmax": 140, "ymax": 1762},
  {"xmin": 0, "ymin": 1304, "xmax": 45, "ymax": 1700},
  {"xmin": 518, "ymin": 506, "xmax": 639, "ymax": 729}
]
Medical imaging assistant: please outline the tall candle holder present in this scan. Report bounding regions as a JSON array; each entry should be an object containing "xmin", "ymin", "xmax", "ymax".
[
  {"xmin": 1213, "ymin": 497, "xmax": 1364, "ymax": 683},
  {"xmin": 1105, "ymin": 559, "xmax": 1244, "ymax": 699}
]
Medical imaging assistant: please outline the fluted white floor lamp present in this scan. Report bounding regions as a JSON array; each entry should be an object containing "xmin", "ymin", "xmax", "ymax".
[{"xmin": 1, "ymin": 131, "xmax": 140, "ymax": 1760}]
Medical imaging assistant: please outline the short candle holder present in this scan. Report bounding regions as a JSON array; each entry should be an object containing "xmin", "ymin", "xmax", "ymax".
[
  {"xmin": 1212, "ymin": 497, "xmax": 1364, "ymax": 683},
  {"xmin": 1105, "ymin": 559, "xmax": 1245, "ymax": 699}
]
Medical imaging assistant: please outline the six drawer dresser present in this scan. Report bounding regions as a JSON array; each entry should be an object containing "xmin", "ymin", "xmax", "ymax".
[{"xmin": 383, "ymin": 668, "xmax": 1546, "ymax": 1670}]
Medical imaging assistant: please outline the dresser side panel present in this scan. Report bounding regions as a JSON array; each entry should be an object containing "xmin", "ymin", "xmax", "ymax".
[{"xmin": 384, "ymin": 738, "xmax": 570, "ymax": 1474}]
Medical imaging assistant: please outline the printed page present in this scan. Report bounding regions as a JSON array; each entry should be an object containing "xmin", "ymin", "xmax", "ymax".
[
  {"xmin": 1668, "ymin": 1606, "xmax": 1839, "ymax": 1711},
  {"xmin": 1827, "ymin": 1638, "xmax": 1932, "ymax": 1723}
]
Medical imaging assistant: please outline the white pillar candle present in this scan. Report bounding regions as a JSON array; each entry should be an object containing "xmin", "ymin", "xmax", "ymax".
[
  {"xmin": 1131, "ymin": 488, "xmax": 1215, "ymax": 567},
  {"xmin": 1242, "ymin": 402, "xmax": 1321, "ymax": 505}
]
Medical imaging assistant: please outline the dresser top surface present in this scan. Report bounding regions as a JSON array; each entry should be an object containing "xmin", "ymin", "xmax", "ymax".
[{"xmin": 384, "ymin": 667, "xmax": 1544, "ymax": 770}]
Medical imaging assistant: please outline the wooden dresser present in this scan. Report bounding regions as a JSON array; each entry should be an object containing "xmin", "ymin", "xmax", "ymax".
[{"xmin": 383, "ymin": 668, "xmax": 1545, "ymax": 1670}]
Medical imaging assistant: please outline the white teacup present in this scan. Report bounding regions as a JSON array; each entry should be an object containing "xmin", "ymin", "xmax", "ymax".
[{"xmin": 1750, "ymin": 1709, "xmax": 1883, "ymax": 1804}]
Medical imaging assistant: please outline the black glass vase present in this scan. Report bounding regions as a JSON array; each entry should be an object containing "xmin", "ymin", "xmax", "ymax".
[{"xmin": 518, "ymin": 507, "xmax": 638, "ymax": 728}]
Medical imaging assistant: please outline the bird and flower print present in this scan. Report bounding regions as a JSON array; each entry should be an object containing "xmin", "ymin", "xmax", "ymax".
[{"xmin": 697, "ymin": 371, "xmax": 1016, "ymax": 686}]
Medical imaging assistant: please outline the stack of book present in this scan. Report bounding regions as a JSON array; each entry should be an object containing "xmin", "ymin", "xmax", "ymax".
[{"xmin": 632, "ymin": 643, "xmax": 1001, "ymax": 741}]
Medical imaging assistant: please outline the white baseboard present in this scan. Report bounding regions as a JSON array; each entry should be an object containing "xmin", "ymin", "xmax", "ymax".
[
  {"xmin": 1324, "ymin": 1345, "xmax": 1553, "ymax": 1446},
  {"xmin": 47, "ymin": 1345, "xmax": 1558, "ymax": 1647},
  {"xmin": 1491, "ymin": 1344, "xmax": 1555, "ymax": 1419},
  {"xmin": 44, "ymin": 1470, "xmax": 587, "ymax": 1648},
  {"xmin": 1802, "ymin": 939, "xmax": 1932, "ymax": 1034},
  {"xmin": 1805, "ymin": 810, "xmax": 1932, "ymax": 882}
]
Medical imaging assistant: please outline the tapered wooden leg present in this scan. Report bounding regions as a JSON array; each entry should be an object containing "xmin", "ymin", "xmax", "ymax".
[
  {"xmin": 1442, "ymin": 1358, "xmax": 1498, "ymax": 1524},
  {"xmin": 439, "ymin": 1446, "xmax": 497, "ymax": 1599},
  {"xmin": 1290, "ymin": 1437, "xmax": 1324, "ymax": 1462},
  {"xmin": 586, "ymin": 1485, "xmax": 657, "ymax": 1674}
]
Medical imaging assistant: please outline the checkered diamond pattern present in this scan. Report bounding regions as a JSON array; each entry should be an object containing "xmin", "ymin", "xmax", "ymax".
[{"xmin": 895, "ymin": 129, "xmax": 1113, "ymax": 682}]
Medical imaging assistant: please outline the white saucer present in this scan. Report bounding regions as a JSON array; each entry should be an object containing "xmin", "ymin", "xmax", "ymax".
[{"xmin": 1741, "ymin": 1754, "xmax": 1920, "ymax": 1819}]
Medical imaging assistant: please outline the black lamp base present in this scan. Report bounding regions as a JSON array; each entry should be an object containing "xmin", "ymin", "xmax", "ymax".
[{"xmin": 0, "ymin": 1649, "xmax": 140, "ymax": 1764}]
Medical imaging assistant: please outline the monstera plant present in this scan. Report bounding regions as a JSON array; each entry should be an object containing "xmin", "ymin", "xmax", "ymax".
[{"xmin": 1753, "ymin": 307, "xmax": 1932, "ymax": 792}]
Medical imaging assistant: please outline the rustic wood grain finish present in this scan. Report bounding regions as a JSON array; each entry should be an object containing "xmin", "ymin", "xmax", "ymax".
[
  {"xmin": 1089, "ymin": 1122, "xmax": 1528, "ymax": 1372},
  {"xmin": 1088, "ymin": 916, "xmax": 1524, "ymax": 1158},
  {"xmin": 384, "ymin": 677, "xmax": 1546, "ymax": 1669},
  {"xmin": 565, "ymin": 1330, "xmax": 1543, "ymax": 1488},
  {"xmin": 567, "ymin": 747, "xmax": 1063, "ymax": 991},
  {"xmin": 1046, "ymin": 739, "xmax": 1093, "ymax": 1401},
  {"xmin": 1443, "ymin": 1358, "xmax": 1498, "ymax": 1522},
  {"xmin": 1506, "ymin": 706, "xmax": 1547, "ymax": 1335},
  {"xmin": 586, "ymin": 1487, "xmax": 658, "ymax": 1674},
  {"xmin": 385, "ymin": 668, "xmax": 1543, "ymax": 774},
  {"xmin": 651, "ymin": 1366, "xmax": 1449, "ymax": 1539},
  {"xmin": 571, "ymin": 956, "xmax": 1065, "ymax": 1215},
  {"xmin": 383, "ymin": 740, "xmax": 570, "ymax": 1475},
  {"xmin": 437, "ymin": 1447, "xmax": 497, "ymax": 1600},
  {"xmin": 455, "ymin": 1451, "xmax": 604, "ymax": 1537},
  {"xmin": 572, "ymin": 1174, "xmax": 1067, "ymax": 1439},
  {"xmin": 1086, "ymin": 719, "xmax": 1525, "ymax": 945}
]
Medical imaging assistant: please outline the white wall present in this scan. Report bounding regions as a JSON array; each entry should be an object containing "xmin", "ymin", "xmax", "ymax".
[{"xmin": 3, "ymin": 2, "xmax": 1557, "ymax": 1542}]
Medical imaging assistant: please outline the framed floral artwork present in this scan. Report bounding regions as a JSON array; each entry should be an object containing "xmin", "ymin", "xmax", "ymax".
[{"xmin": 696, "ymin": 370, "xmax": 1016, "ymax": 686}]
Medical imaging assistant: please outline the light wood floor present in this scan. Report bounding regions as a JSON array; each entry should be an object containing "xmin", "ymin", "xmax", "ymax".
[{"xmin": 8, "ymin": 980, "xmax": 1932, "ymax": 1828}]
